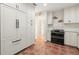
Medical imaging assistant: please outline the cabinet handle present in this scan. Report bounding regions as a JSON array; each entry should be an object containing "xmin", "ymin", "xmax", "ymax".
[
  {"xmin": 16, "ymin": 19, "xmax": 19, "ymax": 29},
  {"xmin": 12, "ymin": 39, "xmax": 22, "ymax": 43}
]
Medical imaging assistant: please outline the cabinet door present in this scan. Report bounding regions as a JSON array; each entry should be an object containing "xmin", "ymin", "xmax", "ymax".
[
  {"xmin": 1, "ymin": 4, "xmax": 17, "ymax": 54},
  {"xmin": 65, "ymin": 32, "xmax": 77, "ymax": 47},
  {"xmin": 16, "ymin": 10, "xmax": 28, "ymax": 49},
  {"xmin": 64, "ymin": 7, "xmax": 76, "ymax": 23},
  {"xmin": 27, "ymin": 17, "xmax": 34, "ymax": 45},
  {"xmin": 76, "ymin": 6, "xmax": 79, "ymax": 23},
  {"xmin": 16, "ymin": 3, "xmax": 27, "ymax": 13},
  {"xmin": 69, "ymin": 7, "xmax": 76, "ymax": 23},
  {"xmin": 64, "ymin": 8, "xmax": 71, "ymax": 23},
  {"xmin": 27, "ymin": 11, "xmax": 35, "ymax": 45}
]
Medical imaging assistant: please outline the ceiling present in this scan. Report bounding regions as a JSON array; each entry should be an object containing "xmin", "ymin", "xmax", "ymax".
[{"xmin": 35, "ymin": 3, "xmax": 78, "ymax": 12}]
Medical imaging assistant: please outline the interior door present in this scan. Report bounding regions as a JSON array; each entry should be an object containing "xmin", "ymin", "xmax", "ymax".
[{"xmin": 1, "ymin": 4, "xmax": 17, "ymax": 54}]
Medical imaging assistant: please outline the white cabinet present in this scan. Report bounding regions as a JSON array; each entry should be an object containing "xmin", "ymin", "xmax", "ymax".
[
  {"xmin": 3, "ymin": 3, "xmax": 27, "ymax": 13},
  {"xmin": 64, "ymin": 7, "xmax": 76, "ymax": 23},
  {"xmin": 47, "ymin": 12, "xmax": 53, "ymax": 24},
  {"xmin": 0, "ymin": 4, "xmax": 35, "ymax": 55},
  {"xmin": 16, "ymin": 10, "xmax": 28, "ymax": 48},
  {"xmin": 27, "ymin": 10, "xmax": 35, "ymax": 45},
  {"xmin": 76, "ymin": 6, "xmax": 79, "ymax": 23},
  {"xmin": 1, "ymin": 4, "xmax": 17, "ymax": 54},
  {"xmin": 64, "ymin": 5, "xmax": 79, "ymax": 23},
  {"xmin": 16, "ymin": 3, "xmax": 27, "ymax": 13},
  {"xmin": 64, "ymin": 31, "xmax": 77, "ymax": 47}
]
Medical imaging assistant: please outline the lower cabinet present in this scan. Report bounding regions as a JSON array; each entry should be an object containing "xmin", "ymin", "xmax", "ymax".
[
  {"xmin": 64, "ymin": 31, "xmax": 77, "ymax": 47},
  {"xmin": 1, "ymin": 38, "xmax": 25, "ymax": 55}
]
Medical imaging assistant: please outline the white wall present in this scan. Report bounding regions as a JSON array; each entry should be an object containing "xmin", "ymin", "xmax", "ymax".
[{"xmin": 53, "ymin": 10, "xmax": 64, "ymax": 30}]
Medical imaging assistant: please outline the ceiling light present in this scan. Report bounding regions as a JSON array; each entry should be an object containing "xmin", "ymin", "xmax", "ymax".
[{"xmin": 43, "ymin": 3, "xmax": 47, "ymax": 7}]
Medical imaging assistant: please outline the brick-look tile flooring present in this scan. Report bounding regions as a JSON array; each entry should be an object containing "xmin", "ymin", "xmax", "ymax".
[{"xmin": 17, "ymin": 36, "xmax": 79, "ymax": 55}]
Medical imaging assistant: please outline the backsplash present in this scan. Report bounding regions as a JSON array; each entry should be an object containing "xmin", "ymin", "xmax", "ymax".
[
  {"xmin": 53, "ymin": 10, "xmax": 64, "ymax": 30},
  {"xmin": 64, "ymin": 23, "xmax": 79, "ymax": 33}
]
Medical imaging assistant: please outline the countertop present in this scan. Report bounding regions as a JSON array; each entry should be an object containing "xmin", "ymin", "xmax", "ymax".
[{"xmin": 64, "ymin": 28, "xmax": 79, "ymax": 33}]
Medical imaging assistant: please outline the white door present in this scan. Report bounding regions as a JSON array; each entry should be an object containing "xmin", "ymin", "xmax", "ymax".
[
  {"xmin": 16, "ymin": 3, "xmax": 27, "ymax": 13},
  {"xmin": 16, "ymin": 11, "xmax": 28, "ymax": 48},
  {"xmin": 76, "ymin": 6, "xmax": 79, "ymax": 23},
  {"xmin": 27, "ymin": 13, "xmax": 35, "ymax": 45},
  {"xmin": 64, "ymin": 8, "xmax": 70, "ymax": 23},
  {"xmin": 69, "ymin": 7, "xmax": 76, "ymax": 23},
  {"xmin": 65, "ymin": 32, "xmax": 77, "ymax": 47},
  {"xmin": 1, "ymin": 4, "xmax": 17, "ymax": 54},
  {"xmin": 10, "ymin": 11, "xmax": 28, "ymax": 54}
]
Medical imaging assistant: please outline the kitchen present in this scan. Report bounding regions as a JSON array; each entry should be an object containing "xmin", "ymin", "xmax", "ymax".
[{"xmin": 0, "ymin": 3, "xmax": 79, "ymax": 55}]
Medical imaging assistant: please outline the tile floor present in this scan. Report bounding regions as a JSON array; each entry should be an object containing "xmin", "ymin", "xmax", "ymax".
[{"xmin": 17, "ymin": 36, "xmax": 79, "ymax": 55}]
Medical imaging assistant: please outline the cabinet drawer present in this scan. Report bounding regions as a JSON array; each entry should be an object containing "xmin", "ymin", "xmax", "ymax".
[
  {"xmin": 1, "ymin": 38, "xmax": 24, "ymax": 55},
  {"xmin": 12, "ymin": 39, "xmax": 23, "ymax": 54}
]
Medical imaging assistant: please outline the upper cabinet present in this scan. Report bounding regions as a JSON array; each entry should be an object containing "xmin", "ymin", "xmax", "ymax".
[
  {"xmin": 76, "ymin": 6, "xmax": 79, "ymax": 23},
  {"xmin": 16, "ymin": 3, "xmax": 27, "ymax": 13},
  {"xmin": 47, "ymin": 11, "xmax": 53, "ymax": 24},
  {"xmin": 64, "ymin": 5, "xmax": 79, "ymax": 23},
  {"xmin": 3, "ymin": 3, "xmax": 17, "ymax": 8},
  {"xmin": 3, "ymin": 3, "xmax": 27, "ymax": 13}
]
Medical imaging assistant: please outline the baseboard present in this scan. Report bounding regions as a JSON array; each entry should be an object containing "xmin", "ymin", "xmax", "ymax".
[
  {"xmin": 15, "ymin": 43, "xmax": 35, "ymax": 55},
  {"xmin": 64, "ymin": 44, "xmax": 77, "ymax": 48}
]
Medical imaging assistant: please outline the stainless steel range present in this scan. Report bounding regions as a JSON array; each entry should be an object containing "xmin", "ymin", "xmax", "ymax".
[{"xmin": 51, "ymin": 29, "xmax": 64, "ymax": 45}]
